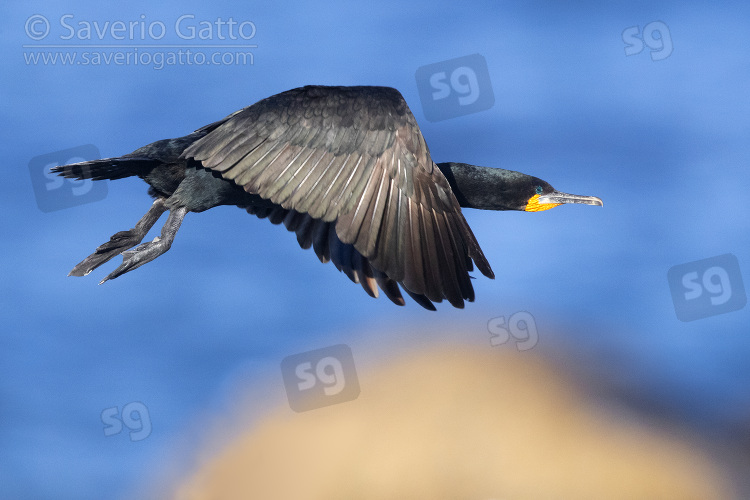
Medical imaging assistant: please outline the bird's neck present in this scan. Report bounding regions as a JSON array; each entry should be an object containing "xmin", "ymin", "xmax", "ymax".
[{"xmin": 437, "ymin": 162, "xmax": 526, "ymax": 211}]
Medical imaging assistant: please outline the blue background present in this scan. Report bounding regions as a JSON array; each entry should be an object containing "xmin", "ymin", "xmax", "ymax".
[{"xmin": 3, "ymin": 1, "xmax": 750, "ymax": 498}]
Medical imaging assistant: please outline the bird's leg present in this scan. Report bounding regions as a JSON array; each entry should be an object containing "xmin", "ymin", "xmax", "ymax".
[
  {"xmin": 69, "ymin": 198, "xmax": 169, "ymax": 277},
  {"xmin": 99, "ymin": 206, "xmax": 188, "ymax": 284}
]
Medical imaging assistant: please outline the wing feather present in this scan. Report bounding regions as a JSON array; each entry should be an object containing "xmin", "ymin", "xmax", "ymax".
[{"xmin": 183, "ymin": 85, "xmax": 493, "ymax": 308}]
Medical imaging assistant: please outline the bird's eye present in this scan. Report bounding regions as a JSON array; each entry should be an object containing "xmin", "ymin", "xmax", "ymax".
[{"xmin": 535, "ymin": 186, "xmax": 543, "ymax": 195}]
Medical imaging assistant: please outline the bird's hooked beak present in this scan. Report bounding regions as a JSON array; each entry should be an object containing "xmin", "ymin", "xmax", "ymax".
[
  {"xmin": 525, "ymin": 191, "xmax": 604, "ymax": 212},
  {"xmin": 539, "ymin": 190, "xmax": 603, "ymax": 206}
]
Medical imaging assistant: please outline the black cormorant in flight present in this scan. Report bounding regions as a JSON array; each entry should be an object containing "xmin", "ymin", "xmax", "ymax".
[{"xmin": 52, "ymin": 85, "xmax": 602, "ymax": 310}]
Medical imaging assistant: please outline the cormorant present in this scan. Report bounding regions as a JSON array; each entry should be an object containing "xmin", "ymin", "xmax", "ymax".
[{"xmin": 52, "ymin": 85, "xmax": 602, "ymax": 310}]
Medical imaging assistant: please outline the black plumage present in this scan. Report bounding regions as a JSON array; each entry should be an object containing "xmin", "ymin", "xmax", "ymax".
[{"xmin": 52, "ymin": 85, "xmax": 602, "ymax": 310}]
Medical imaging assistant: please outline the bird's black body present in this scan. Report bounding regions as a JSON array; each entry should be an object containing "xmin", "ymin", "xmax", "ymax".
[{"xmin": 53, "ymin": 85, "xmax": 602, "ymax": 310}]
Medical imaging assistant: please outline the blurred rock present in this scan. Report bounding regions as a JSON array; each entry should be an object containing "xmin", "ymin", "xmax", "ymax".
[{"xmin": 171, "ymin": 346, "xmax": 732, "ymax": 499}]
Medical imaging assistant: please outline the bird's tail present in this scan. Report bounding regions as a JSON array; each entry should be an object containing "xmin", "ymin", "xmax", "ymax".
[{"xmin": 50, "ymin": 156, "xmax": 157, "ymax": 181}]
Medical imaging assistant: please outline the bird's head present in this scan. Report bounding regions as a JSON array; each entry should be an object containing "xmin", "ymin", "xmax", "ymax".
[{"xmin": 436, "ymin": 162, "xmax": 603, "ymax": 212}]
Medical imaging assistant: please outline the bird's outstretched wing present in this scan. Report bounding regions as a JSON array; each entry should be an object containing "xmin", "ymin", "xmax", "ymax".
[{"xmin": 182, "ymin": 85, "xmax": 494, "ymax": 308}]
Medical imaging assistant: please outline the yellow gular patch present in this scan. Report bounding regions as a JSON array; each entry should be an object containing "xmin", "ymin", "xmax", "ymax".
[{"xmin": 524, "ymin": 194, "xmax": 562, "ymax": 212}]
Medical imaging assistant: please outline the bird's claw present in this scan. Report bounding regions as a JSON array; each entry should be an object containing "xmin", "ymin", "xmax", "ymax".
[
  {"xmin": 98, "ymin": 237, "xmax": 167, "ymax": 284},
  {"xmin": 69, "ymin": 229, "xmax": 148, "ymax": 277}
]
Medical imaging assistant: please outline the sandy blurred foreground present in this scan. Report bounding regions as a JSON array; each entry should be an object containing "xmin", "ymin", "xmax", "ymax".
[{"xmin": 171, "ymin": 346, "xmax": 731, "ymax": 500}]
